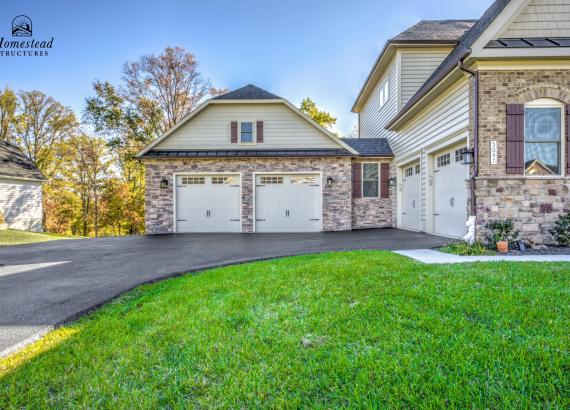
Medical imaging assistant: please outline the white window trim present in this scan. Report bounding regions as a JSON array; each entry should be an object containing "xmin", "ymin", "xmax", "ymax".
[
  {"xmin": 238, "ymin": 120, "xmax": 257, "ymax": 145},
  {"xmin": 361, "ymin": 162, "xmax": 380, "ymax": 198},
  {"xmin": 378, "ymin": 80, "xmax": 390, "ymax": 111},
  {"xmin": 523, "ymin": 98, "xmax": 565, "ymax": 177}
]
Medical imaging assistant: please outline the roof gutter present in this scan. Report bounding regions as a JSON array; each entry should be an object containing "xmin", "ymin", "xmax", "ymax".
[{"xmin": 457, "ymin": 58, "xmax": 478, "ymax": 218}]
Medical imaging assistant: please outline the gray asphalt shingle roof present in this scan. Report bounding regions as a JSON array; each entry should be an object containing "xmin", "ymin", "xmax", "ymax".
[
  {"xmin": 341, "ymin": 138, "xmax": 393, "ymax": 157},
  {"xmin": 0, "ymin": 140, "xmax": 45, "ymax": 180},
  {"xmin": 391, "ymin": 20, "xmax": 476, "ymax": 42},
  {"xmin": 386, "ymin": 0, "xmax": 512, "ymax": 128},
  {"xmin": 213, "ymin": 84, "xmax": 282, "ymax": 100}
]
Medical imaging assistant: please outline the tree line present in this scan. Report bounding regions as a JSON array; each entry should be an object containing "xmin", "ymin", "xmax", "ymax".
[{"xmin": 0, "ymin": 46, "xmax": 338, "ymax": 237}]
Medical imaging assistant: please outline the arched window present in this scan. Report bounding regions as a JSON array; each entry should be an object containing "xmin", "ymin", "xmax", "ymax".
[{"xmin": 524, "ymin": 98, "xmax": 564, "ymax": 175}]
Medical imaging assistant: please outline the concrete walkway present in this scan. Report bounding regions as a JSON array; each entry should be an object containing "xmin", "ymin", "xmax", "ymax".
[
  {"xmin": 0, "ymin": 228, "xmax": 448, "ymax": 357},
  {"xmin": 395, "ymin": 248, "xmax": 570, "ymax": 264}
]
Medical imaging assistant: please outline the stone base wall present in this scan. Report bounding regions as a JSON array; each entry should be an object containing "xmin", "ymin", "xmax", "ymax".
[
  {"xmin": 352, "ymin": 197, "xmax": 392, "ymax": 229},
  {"xmin": 475, "ymin": 177, "xmax": 570, "ymax": 246},
  {"xmin": 143, "ymin": 157, "xmax": 353, "ymax": 234}
]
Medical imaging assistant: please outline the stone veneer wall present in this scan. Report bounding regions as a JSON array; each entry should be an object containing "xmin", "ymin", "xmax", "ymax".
[
  {"xmin": 143, "ymin": 157, "xmax": 352, "ymax": 234},
  {"xmin": 474, "ymin": 69, "xmax": 570, "ymax": 245},
  {"xmin": 351, "ymin": 158, "xmax": 393, "ymax": 229}
]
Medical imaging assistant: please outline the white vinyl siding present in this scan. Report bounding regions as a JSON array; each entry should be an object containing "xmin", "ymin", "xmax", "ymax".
[
  {"xmin": 390, "ymin": 79, "xmax": 470, "ymax": 232},
  {"xmin": 153, "ymin": 103, "xmax": 340, "ymax": 150},
  {"xmin": 399, "ymin": 51, "xmax": 450, "ymax": 107},
  {"xmin": 500, "ymin": 0, "xmax": 570, "ymax": 38},
  {"xmin": 0, "ymin": 178, "xmax": 43, "ymax": 231},
  {"xmin": 359, "ymin": 58, "xmax": 399, "ymax": 139}
]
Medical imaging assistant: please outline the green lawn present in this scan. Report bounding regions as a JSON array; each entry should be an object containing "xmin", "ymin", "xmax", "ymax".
[
  {"xmin": 1, "ymin": 251, "xmax": 569, "ymax": 408},
  {"xmin": 0, "ymin": 229, "xmax": 76, "ymax": 246}
]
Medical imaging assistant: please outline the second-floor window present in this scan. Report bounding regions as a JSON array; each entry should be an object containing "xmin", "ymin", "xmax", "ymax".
[
  {"xmin": 378, "ymin": 80, "xmax": 390, "ymax": 110},
  {"xmin": 240, "ymin": 121, "xmax": 254, "ymax": 143}
]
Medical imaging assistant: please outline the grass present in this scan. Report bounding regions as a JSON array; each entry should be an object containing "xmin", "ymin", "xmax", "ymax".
[
  {"xmin": 1, "ymin": 251, "xmax": 569, "ymax": 408},
  {"xmin": 439, "ymin": 241, "xmax": 496, "ymax": 256},
  {"xmin": 0, "ymin": 229, "xmax": 77, "ymax": 246}
]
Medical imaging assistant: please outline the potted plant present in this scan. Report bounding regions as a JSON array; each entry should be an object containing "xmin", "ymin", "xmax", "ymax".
[{"xmin": 486, "ymin": 219, "xmax": 519, "ymax": 253}]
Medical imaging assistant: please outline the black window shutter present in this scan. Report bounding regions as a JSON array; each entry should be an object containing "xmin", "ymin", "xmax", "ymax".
[
  {"xmin": 230, "ymin": 121, "xmax": 238, "ymax": 143},
  {"xmin": 506, "ymin": 104, "xmax": 524, "ymax": 174},
  {"xmin": 352, "ymin": 163, "xmax": 361, "ymax": 198},
  {"xmin": 380, "ymin": 163, "xmax": 390, "ymax": 198}
]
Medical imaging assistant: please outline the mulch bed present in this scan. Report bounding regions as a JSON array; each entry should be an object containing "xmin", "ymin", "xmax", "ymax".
[{"xmin": 507, "ymin": 246, "xmax": 570, "ymax": 256}]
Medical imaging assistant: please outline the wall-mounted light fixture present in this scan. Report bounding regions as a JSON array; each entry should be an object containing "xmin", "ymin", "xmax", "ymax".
[
  {"xmin": 160, "ymin": 178, "xmax": 169, "ymax": 189},
  {"xmin": 389, "ymin": 177, "xmax": 397, "ymax": 187},
  {"xmin": 459, "ymin": 148, "xmax": 474, "ymax": 165},
  {"xmin": 326, "ymin": 176, "xmax": 334, "ymax": 188}
]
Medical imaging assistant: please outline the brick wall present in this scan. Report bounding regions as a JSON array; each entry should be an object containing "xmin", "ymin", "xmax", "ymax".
[
  {"xmin": 143, "ymin": 157, "xmax": 353, "ymax": 234},
  {"xmin": 474, "ymin": 69, "xmax": 570, "ymax": 245}
]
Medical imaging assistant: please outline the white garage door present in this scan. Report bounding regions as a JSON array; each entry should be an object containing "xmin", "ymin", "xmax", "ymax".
[
  {"xmin": 176, "ymin": 175, "xmax": 241, "ymax": 233},
  {"xmin": 401, "ymin": 162, "xmax": 421, "ymax": 230},
  {"xmin": 433, "ymin": 147, "xmax": 468, "ymax": 238},
  {"xmin": 255, "ymin": 174, "xmax": 321, "ymax": 232}
]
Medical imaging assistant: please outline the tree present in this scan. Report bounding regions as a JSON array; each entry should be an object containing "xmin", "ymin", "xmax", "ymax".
[
  {"xmin": 0, "ymin": 87, "xmax": 18, "ymax": 142},
  {"xmin": 14, "ymin": 90, "xmax": 77, "ymax": 178},
  {"xmin": 84, "ymin": 47, "xmax": 222, "ymax": 235},
  {"xmin": 122, "ymin": 46, "xmax": 213, "ymax": 133},
  {"xmin": 299, "ymin": 97, "xmax": 337, "ymax": 129}
]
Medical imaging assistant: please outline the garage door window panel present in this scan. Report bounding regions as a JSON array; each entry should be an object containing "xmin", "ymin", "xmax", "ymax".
[
  {"xmin": 181, "ymin": 176, "xmax": 205, "ymax": 185},
  {"xmin": 524, "ymin": 102, "xmax": 562, "ymax": 175},
  {"xmin": 362, "ymin": 163, "xmax": 379, "ymax": 198}
]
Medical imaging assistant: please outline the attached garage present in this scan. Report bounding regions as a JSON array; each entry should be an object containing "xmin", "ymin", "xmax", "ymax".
[
  {"xmin": 255, "ymin": 174, "xmax": 322, "ymax": 232},
  {"xmin": 175, "ymin": 174, "xmax": 241, "ymax": 233},
  {"xmin": 400, "ymin": 162, "xmax": 421, "ymax": 230},
  {"xmin": 432, "ymin": 146, "xmax": 468, "ymax": 238}
]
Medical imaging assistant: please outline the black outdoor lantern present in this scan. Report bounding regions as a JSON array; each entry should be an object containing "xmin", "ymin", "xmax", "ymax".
[
  {"xmin": 326, "ymin": 176, "xmax": 334, "ymax": 188},
  {"xmin": 389, "ymin": 177, "xmax": 397, "ymax": 187},
  {"xmin": 459, "ymin": 148, "xmax": 474, "ymax": 165},
  {"xmin": 160, "ymin": 178, "xmax": 170, "ymax": 189}
]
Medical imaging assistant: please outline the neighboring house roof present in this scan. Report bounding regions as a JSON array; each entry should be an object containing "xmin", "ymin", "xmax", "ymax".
[
  {"xmin": 391, "ymin": 20, "xmax": 476, "ymax": 42},
  {"xmin": 136, "ymin": 84, "xmax": 359, "ymax": 157},
  {"xmin": 385, "ymin": 0, "xmax": 512, "ymax": 129},
  {"xmin": 140, "ymin": 149, "xmax": 354, "ymax": 158},
  {"xmin": 213, "ymin": 84, "xmax": 282, "ymax": 100},
  {"xmin": 341, "ymin": 138, "xmax": 393, "ymax": 157},
  {"xmin": 0, "ymin": 140, "xmax": 45, "ymax": 180}
]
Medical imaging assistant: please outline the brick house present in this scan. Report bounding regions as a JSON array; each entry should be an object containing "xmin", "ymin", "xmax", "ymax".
[
  {"xmin": 352, "ymin": 0, "xmax": 570, "ymax": 246},
  {"xmin": 139, "ymin": 0, "xmax": 570, "ymax": 245}
]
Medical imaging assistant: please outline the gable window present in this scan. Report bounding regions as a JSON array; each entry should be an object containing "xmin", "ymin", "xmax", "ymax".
[
  {"xmin": 362, "ymin": 163, "xmax": 379, "ymax": 197},
  {"xmin": 524, "ymin": 99, "xmax": 563, "ymax": 175},
  {"xmin": 240, "ymin": 121, "xmax": 254, "ymax": 143},
  {"xmin": 378, "ymin": 80, "xmax": 390, "ymax": 110}
]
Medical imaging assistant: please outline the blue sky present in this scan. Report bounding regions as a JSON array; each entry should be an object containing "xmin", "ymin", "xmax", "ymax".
[{"xmin": 0, "ymin": 0, "xmax": 490, "ymax": 135}]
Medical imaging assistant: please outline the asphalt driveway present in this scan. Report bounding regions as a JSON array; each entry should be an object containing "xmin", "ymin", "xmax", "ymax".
[{"xmin": 0, "ymin": 228, "xmax": 448, "ymax": 356}]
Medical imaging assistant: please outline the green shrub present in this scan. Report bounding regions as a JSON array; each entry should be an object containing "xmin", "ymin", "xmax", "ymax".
[
  {"xmin": 439, "ymin": 241, "xmax": 494, "ymax": 256},
  {"xmin": 485, "ymin": 219, "xmax": 519, "ymax": 244},
  {"xmin": 549, "ymin": 211, "xmax": 570, "ymax": 247}
]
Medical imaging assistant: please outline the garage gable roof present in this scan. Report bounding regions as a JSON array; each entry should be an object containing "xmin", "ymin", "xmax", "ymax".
[
  {"xmin": 0, "ymin": 140, "xmax": 45, "ymax": 181},
  {"xmin": 136, "ymin": 84, "xmax": 358, "ymax": 157}
]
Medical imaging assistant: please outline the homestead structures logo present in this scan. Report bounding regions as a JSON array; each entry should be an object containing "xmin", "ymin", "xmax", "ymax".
[
  {"xmin": 0, "ymin": 15, "xmax": 53, "ymax": 56},
  {"xmin": 12, "ymin": 15, "xmax": 32, "ymax": 36}
]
